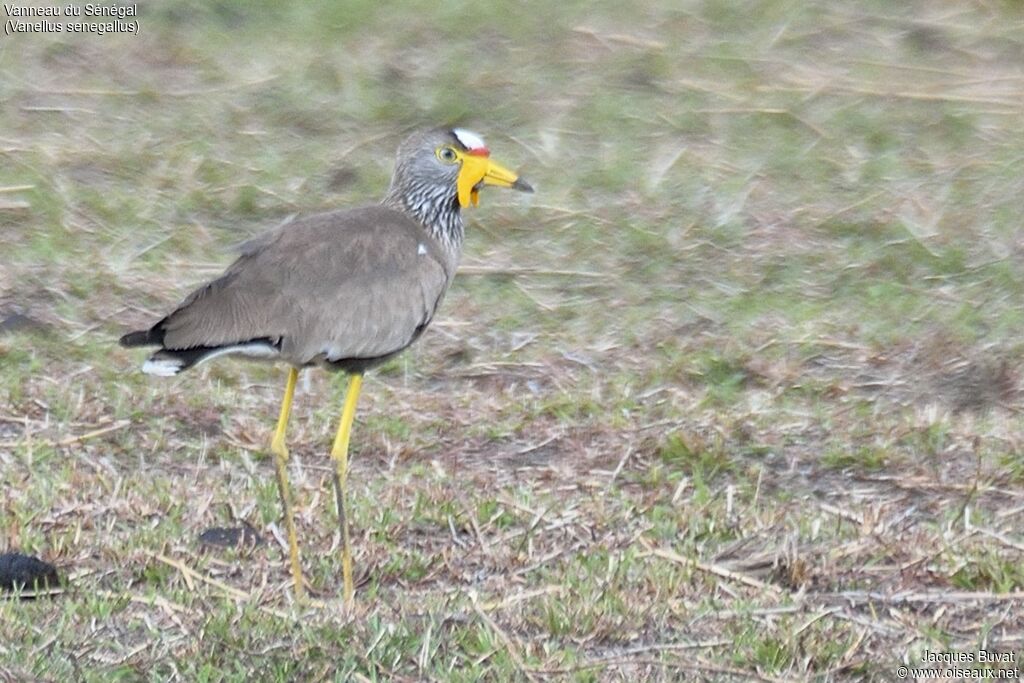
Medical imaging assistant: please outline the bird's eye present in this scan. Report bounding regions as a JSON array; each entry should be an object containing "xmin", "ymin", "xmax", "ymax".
[{"xmin": 436, "ymin": 146, "xmax": 458, "ymax": 163}]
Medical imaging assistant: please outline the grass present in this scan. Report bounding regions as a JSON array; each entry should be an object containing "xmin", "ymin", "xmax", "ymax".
[{"xmin": 3, "ymin": 0, "xmax": 1024, "ymax": 680}]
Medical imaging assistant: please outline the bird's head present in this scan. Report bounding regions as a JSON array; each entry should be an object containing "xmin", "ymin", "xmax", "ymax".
[{"xmin": 390, "ymin": 128, "xmax": 533, "ymax": 210}]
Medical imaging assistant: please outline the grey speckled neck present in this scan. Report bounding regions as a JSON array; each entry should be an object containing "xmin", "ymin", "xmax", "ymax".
[{"xmin": 383, "ymin": 181, "xmax": 465, "ymax": 265}]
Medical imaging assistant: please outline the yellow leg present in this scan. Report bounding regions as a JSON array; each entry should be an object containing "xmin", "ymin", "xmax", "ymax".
[
  {"xmin": 330, "ymin": 372, "xmax": 363, "ymax": 607},
  {"xmin": 270, "ymin": 367, "xmax": 305, "ymax": 599}
]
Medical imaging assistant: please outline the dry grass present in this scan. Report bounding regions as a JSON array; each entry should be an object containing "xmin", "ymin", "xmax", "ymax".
[{"xmin": 3, "ymin": 0, "xmax": 1024, "ymax": 680}]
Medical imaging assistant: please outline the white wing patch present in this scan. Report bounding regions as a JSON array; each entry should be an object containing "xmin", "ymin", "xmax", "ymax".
[
  {"xmin": 452, "ymin": 128, "xmax": 486, "ymax": 151},
  {"xmin": 142, "ymin": 357, "xmax": 184, "ymax": 377},
  {"xmin": 142, "ymin": 342, "xmax": 280, "ymax": 377},
  {"xmin": 321, "ymin": 343, "xmax": 344, "ymax": 361},
  {"xmin": 417, "ymin": 243, "xmax": 427, "ymax": 256},
  {"xmin": 199, "ymin": 343, "xmax": 280, "ymax": 364}
]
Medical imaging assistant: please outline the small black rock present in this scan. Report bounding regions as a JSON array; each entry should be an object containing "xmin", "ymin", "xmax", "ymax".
[
  {"xmin": 0, "ymin": 312, "xmax": 46, "ymax": 335},
  {"xmin": 0, "ymin": 552, "xmax": 60, "ymax": 592},
  {"xmin": 198, "ymin": 522, "xmax": 264, "ymax": 549}
]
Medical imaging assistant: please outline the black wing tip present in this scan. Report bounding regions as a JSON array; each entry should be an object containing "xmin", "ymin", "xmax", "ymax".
[
  {"xmin": 120, "ymin": 324, "xmax": 167, "ymax": 348},
  {"xmin": 119, "ymin": 330, "xmax": 152, "ymax": 347}
]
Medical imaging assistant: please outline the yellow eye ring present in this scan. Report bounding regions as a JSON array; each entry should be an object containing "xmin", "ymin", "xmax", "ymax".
[{"xmin": 436, "ymin": 146, "xmax": 458, "ymax": 163}]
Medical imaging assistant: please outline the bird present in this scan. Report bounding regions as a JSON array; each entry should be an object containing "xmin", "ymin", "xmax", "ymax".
[{"xmin": 120, "ymin": 128, "xmax": 532, "ymax": 605}]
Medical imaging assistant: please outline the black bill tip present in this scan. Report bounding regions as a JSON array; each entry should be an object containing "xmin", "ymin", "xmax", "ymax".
[{"xmin": 512, "ymin": 177, "xmax": 534, "ymax": 193}]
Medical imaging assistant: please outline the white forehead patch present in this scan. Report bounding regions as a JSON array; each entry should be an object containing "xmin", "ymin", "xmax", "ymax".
[{"xmin": 452, "ymin": 128, "xmax": 486, "ymax": 150}]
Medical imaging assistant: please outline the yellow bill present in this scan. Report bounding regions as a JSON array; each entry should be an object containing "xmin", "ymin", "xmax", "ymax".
[{"xmin": 456, "ymin": 152, "xmax": 532, "ymax": 208}]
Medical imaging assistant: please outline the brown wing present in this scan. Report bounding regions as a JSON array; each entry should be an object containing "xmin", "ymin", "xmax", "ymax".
[{"xmin": 158, "ymin": 205, "xmax": 452, "ymax": 366}]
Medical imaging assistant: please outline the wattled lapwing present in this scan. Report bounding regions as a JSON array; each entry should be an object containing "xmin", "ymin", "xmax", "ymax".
[{"xmin": 121, "ymin": 128, "xmax": 532, "ymax": 604}]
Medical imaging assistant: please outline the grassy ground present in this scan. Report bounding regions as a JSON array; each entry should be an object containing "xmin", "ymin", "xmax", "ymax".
[{"xmin": 3, "ymin": 0, "xmax": 1024, "ymax": 680}]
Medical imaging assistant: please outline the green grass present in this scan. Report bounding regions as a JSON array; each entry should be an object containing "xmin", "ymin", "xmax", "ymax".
[{"xmin": 3, "ymin": 0, "xmax": 1024, "ymax": 680}]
